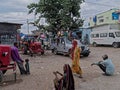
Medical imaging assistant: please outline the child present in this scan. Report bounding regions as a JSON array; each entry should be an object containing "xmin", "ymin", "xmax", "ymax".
[{"xmin": 25, "ymin": 59, "xmax": 30, "ymax": 74}]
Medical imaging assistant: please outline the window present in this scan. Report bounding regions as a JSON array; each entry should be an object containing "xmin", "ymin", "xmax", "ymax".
[
  {"xmin": 99, "ymin": 19, "xmax": 104, "ymax": 23},
  {"xmin": 109, "ymin": 33, "xmax": 115, "ymax": 38},
  {"xmin": 98, "ymin": 16, "xmax": 104, "ymax": 23},
  {"xmin": 115, "ymin": 32, "xmax": 120, "ymax": 37},
  {"xmin": 100, "ymin": 33, "xmax": 107, "ymax": 37},
  {"xmin": 91, "ymin": 34, "xmax": 99, "ymax": 38}
]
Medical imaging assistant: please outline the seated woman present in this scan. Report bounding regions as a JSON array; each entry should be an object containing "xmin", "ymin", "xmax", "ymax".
[{"xmin": 53, "ymin": 64, "xmax": 75, "ymax": 90}]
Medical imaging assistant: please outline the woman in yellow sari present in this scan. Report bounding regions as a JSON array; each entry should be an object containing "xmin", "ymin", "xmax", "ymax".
[{"xmin": 71, "ymin": 39, "xmax": 83, "ymax": 78}]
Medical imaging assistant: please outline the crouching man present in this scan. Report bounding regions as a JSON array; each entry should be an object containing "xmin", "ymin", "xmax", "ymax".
[{"xmin": 91, "ymin": 54, "xmax": 115, "ymax": 76}]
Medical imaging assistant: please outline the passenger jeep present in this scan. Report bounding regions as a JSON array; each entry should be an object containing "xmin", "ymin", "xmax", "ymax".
[{"xmin": 50, "ymin": 37, "xmax": 90, "ymax": 57}]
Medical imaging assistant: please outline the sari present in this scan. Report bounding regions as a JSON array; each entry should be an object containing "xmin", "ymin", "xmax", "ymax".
[
  {"xmin": 53, "ymin": 64, "xmax": 75, "ymax": 90},
  {"xmin": 71, "ymin": 40, "xmax": 82, "ymax": 76}
]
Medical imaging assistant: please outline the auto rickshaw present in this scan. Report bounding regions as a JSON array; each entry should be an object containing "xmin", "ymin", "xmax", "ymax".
[{"xmin": 0, "ymin": 45, "xmax": 16, "ymax": 82}]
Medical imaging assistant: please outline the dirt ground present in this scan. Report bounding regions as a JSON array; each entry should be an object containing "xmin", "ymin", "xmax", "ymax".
[{"xmin": 0, "ymin": 46, "xmax": 120, "ymax": 90}]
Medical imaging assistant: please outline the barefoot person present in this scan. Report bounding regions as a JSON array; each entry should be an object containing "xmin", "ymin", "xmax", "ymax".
[
  {"xmin": 71, "ymin": 39, "xmax": 83, "ymax": 78},
  {"xmin": 91, "ymin": 54, "xmax": 115, "ymax": 76},
  {"xmin": 53, "ymin": 64, "xmax": 74, "ymax": 90}
]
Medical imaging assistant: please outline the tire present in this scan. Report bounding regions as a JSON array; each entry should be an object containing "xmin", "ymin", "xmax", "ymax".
[
  {"xmin": 44, "ymin": 46, "xmax": 47, "ymax": 50},
  {"xmin": 51, "ymin": 49, "xmax": 54, "ymax": 53},
  {"xmin": 0, "ymin": 65, "xmax": 7, "ymax": 74},
  {"xmin": 112, "ymin": 42, "xmax": 119, "ymax": 48},
  {"xmin": 41, "ymin": 51, "xmax": 44, "ymax": 55},
  {"xmin": 0, "ymin": 70, "xmax": 3, "ymax": 82},
  {"xmin": 93, "ymin": 42, "xmax": 97, "ymax": 47},
  {"xmin": 53, "ymin": 48, "xmax": 58, "ymax": 55},
  {"xmin": 2, "ymin": 70, "xmax": 7, "ymax": 74},
  {"xmin": 83, "ymin": 53, "xmax": 89, "ymax": 57}
]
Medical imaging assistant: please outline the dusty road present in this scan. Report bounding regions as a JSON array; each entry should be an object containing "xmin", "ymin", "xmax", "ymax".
[{"xmin": 0, "ymin": 46, "xmax": 120, "ymax": 90}]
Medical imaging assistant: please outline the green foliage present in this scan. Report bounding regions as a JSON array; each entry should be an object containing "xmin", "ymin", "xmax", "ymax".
[{"xmin": 27, "ymin": 0, "xmax": 84, "ymax": 32}]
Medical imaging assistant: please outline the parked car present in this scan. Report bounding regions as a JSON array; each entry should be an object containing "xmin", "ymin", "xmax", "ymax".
[{"xmin": 50, "ymin": 37, "xmax": 90, "ymax": 57}]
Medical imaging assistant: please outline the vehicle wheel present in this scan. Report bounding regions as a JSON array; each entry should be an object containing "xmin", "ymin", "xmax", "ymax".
[
  {"xmin": 112, "ymin": 42, "xmax": 119, "ymax": 48},
  {"xmin": 83, "ymin": 53, "xmax": 89, "ymax": 57},
  {"xmin": 41, "ymin": 51, "xmax": 44, "ymax": 55},
  {"xmin": 0, "ymin": 65, "xmax": 7, "ymax": 74},
  {"xmin": 2, "ymin": 70, "xmax": 7, "ymax": 74},
  {"xmin": 51, "ymin": 49, "xmax": 54, "ymax": 53},
  {"xmin": 93, "ymin": 42, "xmax": 97, "ymax": 47},
  {"xmin": 44, "ymin": 46, "xmax": 47, "ymax": 50},
  {"xmin": 0, "ymin": 70, "xmax": 3, "ymax": 82},
  {"xmin": 53, "ymin": 48, "xmax": 58, "ymax": 55}
]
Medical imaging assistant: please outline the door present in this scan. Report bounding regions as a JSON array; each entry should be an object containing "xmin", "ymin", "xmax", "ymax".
[
  {"xmin": 60, "ymin": 38, "xmax": 66, "ymax": 52},
  {"xmin": 107, "ymin": 32, "xmax": 115, "ymax": 45}
]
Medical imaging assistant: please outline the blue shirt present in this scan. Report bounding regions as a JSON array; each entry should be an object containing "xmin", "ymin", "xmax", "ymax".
[{"xmin": 100, "ymin": 59, "xmax": 115, "ymax": 75}]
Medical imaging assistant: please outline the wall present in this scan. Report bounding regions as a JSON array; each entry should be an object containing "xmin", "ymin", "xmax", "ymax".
[
  {"xmin": 92, "ymin": 25, "xmax": 110, "ymax": 31},
  {"xmin": 89, "ymin": 9, "xmax": 120, "ymax": 27},
  {"xmin": 0, "ymin": 23, "xmax": 20, "ymax": 45}
]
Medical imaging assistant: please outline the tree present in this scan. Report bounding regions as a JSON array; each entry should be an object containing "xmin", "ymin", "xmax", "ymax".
[{"xmin": 27, "ymin": 0, "xmax": 84, "ymax": 32}]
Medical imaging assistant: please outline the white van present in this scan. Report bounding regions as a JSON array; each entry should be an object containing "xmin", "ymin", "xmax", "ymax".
[{"xmin": 90, "ymin": 29, "xmax": 120, "ymax": 48}]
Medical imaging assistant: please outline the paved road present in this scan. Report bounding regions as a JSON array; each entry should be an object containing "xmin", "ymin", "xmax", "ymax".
[{"xmin": 0, "ymin": 46, "xmax": 120, "ymax": 90}]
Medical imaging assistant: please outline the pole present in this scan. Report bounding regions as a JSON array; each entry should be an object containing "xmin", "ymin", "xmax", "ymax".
[{"xmin": 27, "ymin": 19, "xmax": 29, "ymax": 34}]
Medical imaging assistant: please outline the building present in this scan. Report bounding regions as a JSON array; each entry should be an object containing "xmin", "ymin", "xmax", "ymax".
[
  {"xmin": 89, "ymin": 8, "xmax": 120, "ymax": 31},
  {"xmin": 0, "ymin": 22, "xmax": 22, "ymax": 45}
]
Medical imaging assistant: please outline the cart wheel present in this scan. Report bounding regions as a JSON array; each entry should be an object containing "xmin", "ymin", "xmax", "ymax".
[{"xmin": 0, "ymin": 70, "xmax": 3, "ymax": 82}]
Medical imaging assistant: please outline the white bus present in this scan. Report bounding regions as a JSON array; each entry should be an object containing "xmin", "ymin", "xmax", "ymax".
[{"xmin": 90, "ymin": 29, "xmax": 120, "ymax": 48}]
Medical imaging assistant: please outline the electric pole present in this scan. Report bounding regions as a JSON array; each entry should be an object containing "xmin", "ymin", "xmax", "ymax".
[{"xmin": 27, "ymin": 19, "xmax": 29, "ymax": 34}]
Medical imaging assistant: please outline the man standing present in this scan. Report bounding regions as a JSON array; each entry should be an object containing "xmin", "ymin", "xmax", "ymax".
[
  {"xmin": 91, "ymin": 54, "xmax": 115, "ymax": 76},
  {"xmin": 11, "ymin": 42, "xmax": 27, "ymax": 75}
]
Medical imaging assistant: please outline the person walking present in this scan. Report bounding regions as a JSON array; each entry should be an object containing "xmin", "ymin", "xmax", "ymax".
[
  {"xmin": 91, "ymin": 54, "xmax": 115, "ymax": 76},
  {"xmin": 11, "ymin": 42, "xmax": 27, "ymax": 75},
  {"xmin": 71, "ymin": 39, "xmax": 83, "ymax": 78}
]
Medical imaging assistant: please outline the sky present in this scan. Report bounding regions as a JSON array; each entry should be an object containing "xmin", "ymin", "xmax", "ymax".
[{"xmin": 0, "ymin": 0, "xmax": 120, "ymax": 34}]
